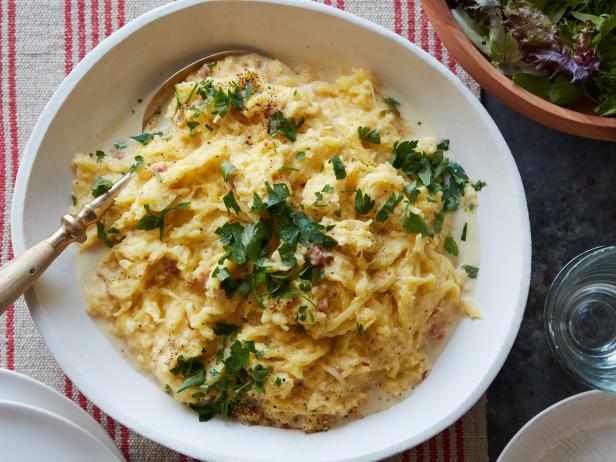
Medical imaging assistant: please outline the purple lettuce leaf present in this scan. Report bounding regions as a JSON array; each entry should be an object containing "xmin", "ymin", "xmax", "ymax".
[{"xmin": 503, "ymin": 0, "xmax": 600, "ymax": 85}]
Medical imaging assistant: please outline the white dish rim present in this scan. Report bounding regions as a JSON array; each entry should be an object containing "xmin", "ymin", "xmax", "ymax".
[{"xmin": 10, "ymin": 1, "xmax": 532, "ymax": 460}]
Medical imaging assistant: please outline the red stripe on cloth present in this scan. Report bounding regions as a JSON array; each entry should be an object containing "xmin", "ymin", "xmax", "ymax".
[
  {"xmin": 442, "ymin": 427, "xmax": 451, "ymax": 461},
  {"xmin": 78, "ymin": 391, "xmax": 88, "ymax": 410},
  {"xmin": 429, "ymin": 436, "xmax": 438, "ymax": 462},
  {"xmin": 335, "ymin": 0, "xmax": 345, "ymax": 9},
  {"xmin": 402, "ymin": 449, "xmax": 411, "ymax": 462},
  {"xmin": 433, "ymin": 32, "xmax": 443, "ymax": 63},
  {"xmin": 324, "ymin": 0, "xmax": 332, "ymax": 5},
  {"xmin": 77, "ymin": 0, "xmax": 86, "ymax": 60},
  {"xmin": 104, "ymin": 0, "xmax": 112, "ymax": 37},
  {"xmin": 178, "ymin": 456, "xmax": 188, "ymax": 462},
  {"xmin": 93, "ymin": 405, "xmax": 102, "ymax": 423},
  {"xmin": 455, "ymin": 420, "xmax": 465, "ymax": 461},
  {"xmin": 118, "ymin": 0, "xmax": 125, "ymax": 27},
  {"xmin": 64, "ymin": 0, "xmax": 73, "ymax": 74},
  {"xmin": 0, "ymin": 2, "xmax": 6, "ymax": 310},
  {"xmin": 394, "ymin": 0, "xmax": 402, "ymax": 35},
  {"xmin": 64, "ymin": 377, "xmax": 74, "ymax": 398},
  {"xmin": 107, "ymin": 415, "xmax": 116, "ymax": 439},
  {"xmin": 406, "ymin": 0, "xmax": 416, "ymax": 43},
  {"xmin": 91, "ymin": 0, "xmax": 100, "ymax": 49},
  {"xmin": 4, "ymin": 0, "xmax": 19, "ymax": 371},
  {"xmin": 121, "ymin": 425, "xmax": 130, "ymax": 460},
  {"xmin": 447, "ymin": 51, "xmax": 457, "ymax": 75},
  {"xmin": 416, "ymin": 443, "xmax": 425, "ymax": 462},
  {"xmin": 420, "ymin": 10, "xmax": 429, "ymax": 52}
]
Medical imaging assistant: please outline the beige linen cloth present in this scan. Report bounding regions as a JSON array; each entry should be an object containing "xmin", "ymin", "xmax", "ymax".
[{"xmin": 0, "ymin": 0, "xmax": 487, "ymax": 460}]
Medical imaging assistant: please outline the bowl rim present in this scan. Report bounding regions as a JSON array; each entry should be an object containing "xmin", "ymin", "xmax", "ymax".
[
  {"xmin": 10, "ymin": 0, "xmax": 532, "ymax": 460},
  {"xmin": 421, "ymin": 0, "xmax": 616, "ymax": 142}
]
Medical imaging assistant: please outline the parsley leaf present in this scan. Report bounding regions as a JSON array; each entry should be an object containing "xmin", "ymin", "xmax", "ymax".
[
  {"xmin": 354, "ymin": 189, "xmax": 375, "ymax": 215},
  {"xmin": 437, "ymin": 139, "xmax": 450, "ymax": 151},
  {"xmin": 358, "ymin": 126, "xmax": 381, "ymax": 144},
  {"xmin": 403, "ymin": 212, "xmax": 433, "ymax": 237},
  {"xmin": 268, "ymin": 110, "xmax": 304, "ymax": 142},
  {"xmin": 384, "ymin": 97, "xmax": 400, "ymax": 117},
  {"xmin": 130, "ymin": 155, "xmax": 144, "ymax": 173},
  {"xmin": 71, "ymin": 194, "xmax": 77, "ymax": 206},
  {"xmin": 223, "ymin": 191, "xmax": 241, "ymax": 215},
  {"xmin": 214, "ymin": 322, "xmax": 239, "ymax": 337},
  {"xmin": 444, "ymin": 236, "xmax": 459, "ymax": 256},
  {"xmin": 461, "ymin": 223, "xmax": 468, "ymax": 242},
  {"xmin": 473, "ymin": 180, "xmax": 487, "ymax": 191},
  {"xmin": 91, "ymin": 177, "xmax": 113, "ymax": 198},
  {"xmin": 96, "ymin": 222, "xmax": 115, "ymax": 248},
  {"xmin": 135, "ymin": 201, "xmax": 190, "ymax": 240},
  {"xmin": 130, "ymin": 131, "xmax": 162, "ymax": 145},
  {"xmin": 462, "ymin": 264, "xmax": 479, "ymax": 279},
  {"xmin": 375, "ymin": 192, "xmax": 403, "ymax": 222},
  {"xmin": 220, "ymin": 162, "xmax": 237, "ymax": 182},
  {"xmin": 331, "ymin": 155, "xmax": 346, "ymax": 180},
  {"xmin": 113, "ymin": 142, "xmax": 127, "ymax": 150},
  {"xmin": 187, "ymin": 121, "xmax": 200, "ymax": 136},
  {"xmin": 295, "ymin": 151, "xmax": 306, "ymax": 160},
  {"xmin": 95, "ymin": 150, "xmax": 106, "ymax": 163}
]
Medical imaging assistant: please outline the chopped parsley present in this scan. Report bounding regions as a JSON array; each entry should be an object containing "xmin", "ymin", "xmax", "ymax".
[
  {"xmin": 268, "ymin": 110, "xmax": 304, "ymax": 142},
  {"xmin": 354, "ymin": 189, "xmax": 375, "ymax": 215},
  {"xmin": 403, "ymin": 212, "xmax": 433, "ymax": 237},
  {"xmin": 331, "ymin": 155, "xmax": 346, "ymax": 180},
  {"xmin": 96, "ymin": 222, "xmax": 115, "ymax": 248},
  {"xmin": 222, "ymin": 191, "xmax": 241, "ymax": 215},
  {"xmin": 278, "ymin": 166, "xmax": 300, "ymax": 173},
  {"xmin": 473, "ymin": 180, "xmax": 487, "ymax": 191},
  {"xmin": 357, "ymin": 126, "xmax": 381, "ymax": 144},
  {"xmin": 462, "ymin": 264, "xmax": 479, "ymax": 279},
  {"xmin": 187, "ymin": 120, "xmax": 200, "ymax": 136},
  {"xmin": 213, "ymin": 322, "xmax": 239, "ymax": 336},
  {"xmin": 130, "ymin": 131, "xmax": 163, "ymax": 145},
  {"xmin": 356, "ymin": 323, "xmax": 364, "ymax": 334},
  {"xmin": 172, "ymin": 337, "xmax": 269, "ymax": 422},
  {"xmin": 437, "ymin": 139, "xmax": 450, "ymax": 151},
  {"xmin": 220, "ymin": 162, "xmax": 237, "ymax": 182},
  {"xmin": 461, "ymin": 223, "xmax": 468, "ymax": 242},
  {"xmin": 274, "ymin": 377, "xmax": 283, "ymax": 387},
  {"xmin": 165, "ymin": 384, "xmax": 173, "ymax": 394},
  {"xmin": 295, "ymin": 151, "xmax": 306, "ymax": 160},
  {"xmin": 95, "ymin": 150, "xmax": 106, "ymax": 163},
  {"xmin": 113, "ymin": 142, "xmax": 127, "ymax": 150},
  {"xmin": 384, "ymin": 97, "xmax": 400, "ymax": 117},
  {"xmin": 444, "ymin": 236, "xmax": 459, "ymax": 256},
  {"xmin": 375, "ymin": 192, "xmax": 403, "ymax": 222},
  {"xmin": 130, "ymin": 155, "xmax": 144, "ymax": 174},
  {"xmin": 71, "ymin": 194, "xmax": 77, "ymax": 206},
  {"xmin": 91, "ymin": 177, "xmax": 113, "ymax": 198},
  {"xmin": 135, "ymin": 201, "xmax": 190, "ymax": 241},
  {"xmin": 195, "ymin": 80, "xmax": 245, "ymax": 118}
]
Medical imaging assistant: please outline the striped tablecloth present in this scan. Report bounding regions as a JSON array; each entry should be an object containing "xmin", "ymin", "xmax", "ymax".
[{"xmin": 0, "ymin": 1, "xmax": 487, "ymax": 460}]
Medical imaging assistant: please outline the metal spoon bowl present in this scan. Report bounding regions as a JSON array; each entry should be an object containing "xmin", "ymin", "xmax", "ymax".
[{"xmin": 0, "ymin": 49, "xmax": 249, "ymax": 314}]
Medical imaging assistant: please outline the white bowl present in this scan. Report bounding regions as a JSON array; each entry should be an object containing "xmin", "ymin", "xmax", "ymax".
[{"xmin": 11, "ymin": 1, "xmax": 531, "ymax": 461}]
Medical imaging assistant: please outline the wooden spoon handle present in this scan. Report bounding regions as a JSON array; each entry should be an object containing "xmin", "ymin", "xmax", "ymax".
[{"xmin": 0, "ymin": 220, "xmax": 79, "ymax": 315}]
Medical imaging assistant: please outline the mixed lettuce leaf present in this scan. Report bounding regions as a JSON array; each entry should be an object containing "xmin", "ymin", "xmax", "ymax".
[{"xmin": 449, "ymin": 0, "xmax": 616, "ymax": 115}]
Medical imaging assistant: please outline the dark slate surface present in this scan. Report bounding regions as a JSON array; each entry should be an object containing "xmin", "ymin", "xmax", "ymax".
[{"xmin": 482, "ymin": 92, "xmax": 616, "ymax": 461}]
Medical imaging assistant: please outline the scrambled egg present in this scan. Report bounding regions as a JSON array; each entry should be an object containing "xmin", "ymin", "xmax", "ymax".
[{"xmin": 71, "ymin": 54, "xmax": 479, "ymax": 432}]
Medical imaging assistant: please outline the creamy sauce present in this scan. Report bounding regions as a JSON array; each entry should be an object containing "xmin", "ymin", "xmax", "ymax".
[{"xmin": 74, "ymin": 61, "xmax": 481, "ymax": 418}]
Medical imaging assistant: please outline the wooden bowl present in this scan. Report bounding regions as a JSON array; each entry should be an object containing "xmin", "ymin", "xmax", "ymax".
[{"xmin": 422, "ymin": 0, "xmax": 616, "ymax": 141}]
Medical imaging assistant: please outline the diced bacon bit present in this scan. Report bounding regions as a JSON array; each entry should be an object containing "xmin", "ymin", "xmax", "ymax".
[
  {"xmin": 307, "ymin": 245, "xmax": 333, "ymax": 268},
  {"xmin": 317, "ymin": 299, "xmax": 328, "ymax": 313},
  {"xmin": 361, "ymin": 361, "xmax": 370, "ymax": 367},
  {"xmin": 110, "ymin": 148, "xmax": 124, "ymax": 159},
  {"xmin": 197, "ymin": 64, "xmax": 211, "ymax": 79},
  {"xmin": 430, "ymin": 305, "xmax": 443, "ymax": 319},
  {"xmin": 151, "ymin": 162, "xmax": 167, "ymax": 174},
  {"xmin": 162, "ymin": 258, "xmax": 180, "ymax": 276},
  {"xmin": 428, "ymin": 323, "xmax": 445, "ymax": 340},
  {"xmin": 422, "ymin": 370, "xmax": 429, "ymax": 380}
]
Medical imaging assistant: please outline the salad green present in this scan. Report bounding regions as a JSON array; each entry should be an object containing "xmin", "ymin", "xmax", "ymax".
[{"xmin": 449, "ymin": 0, "xmax": 616, "ymax": 115}]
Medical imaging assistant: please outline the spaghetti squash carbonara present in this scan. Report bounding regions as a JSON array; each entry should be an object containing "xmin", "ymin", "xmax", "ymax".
[{"xmin": 71, "ymin": 53, "xmax": 482, "ymax": 432}]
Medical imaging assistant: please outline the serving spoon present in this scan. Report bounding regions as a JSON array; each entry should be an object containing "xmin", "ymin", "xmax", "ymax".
[{"xmin": 0, "ymin": 49, "xmax": 249, "ymax": 315}]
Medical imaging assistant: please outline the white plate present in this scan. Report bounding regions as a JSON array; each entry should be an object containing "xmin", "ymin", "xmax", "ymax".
[
  {"xmin": 0, "ymin": 399, "xmax": 121, "ymax": 461},
  {"xmin": 498, "ymin": 391, "xmax": 616, "ymax": 462},
  {"xmin": 0, "ymin": 369, "xmax": 124, "ymax": 460},
  {"xmin": 10, "ymin": 1, "xmax": 531, "ymax": 461}
]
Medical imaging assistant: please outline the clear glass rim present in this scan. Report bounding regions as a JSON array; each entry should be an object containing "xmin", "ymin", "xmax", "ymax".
[{"xmin": 544, "ymin": 245, "xmax": 616, "ymax": 393}]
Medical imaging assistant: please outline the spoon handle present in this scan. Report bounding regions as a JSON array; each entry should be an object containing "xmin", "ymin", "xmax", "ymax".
[{"xmin": 0, "ymin": 218, "xmax": 81, "ymax": 315}]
